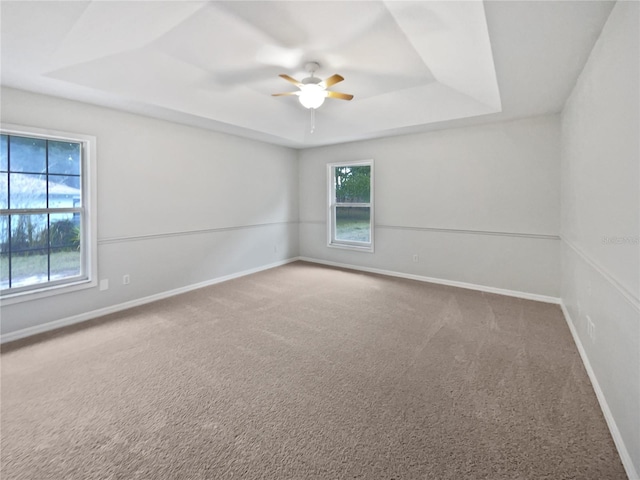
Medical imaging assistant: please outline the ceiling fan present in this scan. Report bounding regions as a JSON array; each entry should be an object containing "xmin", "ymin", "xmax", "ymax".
[{"xmin": 272, "ymin": 62, "xmax": 354, "ymax": 110}]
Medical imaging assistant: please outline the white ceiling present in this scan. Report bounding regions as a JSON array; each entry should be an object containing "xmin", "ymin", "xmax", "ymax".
[{"xmin": 1, "ymin": 1, "xmax": 615, "ymax": 148}]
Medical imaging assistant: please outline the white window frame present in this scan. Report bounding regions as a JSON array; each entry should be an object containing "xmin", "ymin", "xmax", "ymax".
[
  {"xmin": 0, "ymin": 124, "xmax": 98, "ymax": 305},
  {"xmin": 327, "ymin": 159, "xmax": 374, "ymax": 253}
]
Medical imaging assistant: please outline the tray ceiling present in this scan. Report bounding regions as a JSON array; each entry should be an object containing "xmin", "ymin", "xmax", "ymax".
[{"xmin": 0, "ymin": 1, "xmax": 614, "ymax": 147}]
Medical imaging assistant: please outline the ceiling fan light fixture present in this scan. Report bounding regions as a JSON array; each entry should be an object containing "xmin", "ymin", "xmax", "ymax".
[{"xmin": 298, "ymin": 84, "xmax": 326, "ymax": 109}]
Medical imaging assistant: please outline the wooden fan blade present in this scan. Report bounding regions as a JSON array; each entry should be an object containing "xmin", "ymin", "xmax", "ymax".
[
  {"xmin": 320, "ymin": 74, "xmax": 344, "ymax": 89},
  {"xmin": 326, "ymin": 91, "xmax": 354, "ymax": 101},
  {"xmin": 279, "ymin": 74, "xmax": 303, "ymax": 87},
  {"xmin": 271, "ymin": 91, "xmax": 299, "ymax": 96}
]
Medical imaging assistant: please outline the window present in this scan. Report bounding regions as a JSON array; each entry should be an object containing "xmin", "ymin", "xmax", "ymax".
[
  {"xmin": 1, "ymin": 125, "xmax": 97, "ymax": 301},
  {"xmin": 328, "ymin": 160, "xmax": 374, "ymax": 252}
]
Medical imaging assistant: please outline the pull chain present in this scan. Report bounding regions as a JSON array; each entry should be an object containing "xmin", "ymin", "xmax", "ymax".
[{"xmin": 310, "ymin": 107, "xmax": 316, "ymax": 134}]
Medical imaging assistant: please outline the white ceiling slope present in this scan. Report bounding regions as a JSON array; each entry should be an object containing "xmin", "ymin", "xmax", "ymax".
[{"xmin": 1, "ymin": 1, "xmax": 614, "ymax": 148}]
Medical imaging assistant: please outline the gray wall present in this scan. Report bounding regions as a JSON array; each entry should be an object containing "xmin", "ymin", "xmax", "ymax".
[
  {"xmin": 299, "ymin": 115, "xmax": 561, "ymax": 298},
  {"xmin": 1, "ymin": 93, "xmax": 564, "ymax": 335},
  {"xmin": 0, "ymin": 87, "xmax": 300, "ymax": 336},
  {"xmin": 560, "ymin": 1, "xmax": 639, "ymax": 476}
]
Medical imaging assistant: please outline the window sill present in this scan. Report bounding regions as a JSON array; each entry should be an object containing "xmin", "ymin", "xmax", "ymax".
[
  {"xmin": 0, "ymin": 278, "xmax": 96, "ymax": 306},
  {"xmin": 328, "ymin": 242, "xmax": 374, "ymax": 253}
]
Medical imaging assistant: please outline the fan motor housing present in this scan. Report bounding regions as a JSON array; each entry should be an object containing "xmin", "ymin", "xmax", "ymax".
[{"xmin": 302, "ymin": 77, "xmax": 322, "ymax": 85}]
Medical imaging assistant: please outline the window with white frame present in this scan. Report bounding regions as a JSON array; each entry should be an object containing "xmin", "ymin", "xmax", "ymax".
[
  {"xmin": 327, "ymin": 160, "xmax": 374, "ymax": 252},
  {"xmin": 0, "ymin": 126, "xmax": 97, "ymax": 300}
]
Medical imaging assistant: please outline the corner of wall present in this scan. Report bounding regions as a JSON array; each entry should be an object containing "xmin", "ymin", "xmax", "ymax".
[{"xmin": 559, "ymin": 1, "xmax": 640, "ymax": 477}]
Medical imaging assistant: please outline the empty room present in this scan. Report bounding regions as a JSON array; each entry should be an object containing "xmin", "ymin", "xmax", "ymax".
[{"xmin": 1, "ymin": 1, "xmax": 638, "ymax": 479}]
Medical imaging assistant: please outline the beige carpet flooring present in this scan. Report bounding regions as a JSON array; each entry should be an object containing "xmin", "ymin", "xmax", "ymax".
[{"xmin": 1, "ymin": 261, "xmax": 627, "ymax": 479}]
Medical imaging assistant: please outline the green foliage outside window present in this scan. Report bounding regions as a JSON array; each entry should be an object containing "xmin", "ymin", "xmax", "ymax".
[
  {"xmin": 3, "ymin": 218, "xmax": 79, "ymax": 253},
  {"xmin": 335, "ymin": 166, "xmax": 370, "ymax": 203}
]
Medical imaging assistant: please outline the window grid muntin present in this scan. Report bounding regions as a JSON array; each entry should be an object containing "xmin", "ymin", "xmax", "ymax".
[{"xmin": 1, "ymin": 133, "xmax": 85, "ymax": 294}]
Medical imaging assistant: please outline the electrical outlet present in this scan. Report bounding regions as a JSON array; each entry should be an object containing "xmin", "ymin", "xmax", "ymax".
[
  {"xmin": 99, "ymin": 279, "xmax": 109, "ymax": 291},
  {"xmin": 412, "ymin": 254, "xmax": 419, "ymax": 263},
  {"xmin": 123, "ymin": 274, "xmax": 130, "ymax": 285}
]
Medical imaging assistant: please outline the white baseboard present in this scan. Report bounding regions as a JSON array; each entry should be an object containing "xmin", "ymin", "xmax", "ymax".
[
  {"xmin": 560, "ymin": 302, "xmax": 639, "ymax": 480},
  {"xmin": 298, "ymin": 256, "xmax": 561, "ymax": 304},
  {"xmin": 1, "ymin": 257, "xmax": 299, "ymax": 344},
  {"xmin": 2, "ymin": 257, "xmax": 559, "ymax": 345},
  {"xmin": 1, "ymin": 255, "xmax": 560, "ymax": 343},
  {"xmin": 0, "ymin": 256, "xmax": 560, "ymax": 344}
]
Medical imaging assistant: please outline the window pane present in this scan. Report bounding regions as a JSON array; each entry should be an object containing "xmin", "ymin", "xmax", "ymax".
[
  {"xmin": 50, "ymin": 214, "xmax": 81, "ymax": 280},
  {"xmin": 0, "ymin": 173, "xmax": 7, "ymax": 209},
  {"xmin": 335, "ymin": 165, "xmax": 371, "ymax": 203},
  {"xmin": 9, "ymin": 173, "xmax": 47, "ymax": 209},
  {"xmin": 1, "ymin": 135, "xmax": 7, "ymax": 171},
  {"xmin": 336, "ymin": 206, "xmax": 370, "ymax": 243},
  {"xmin": 49, "ymin": 214, "xmax": 80, "ymax": 250},
  {"xmin": 49, "ymin": 175, "xmax": 82, "ymax": 208},
  {"xmin": 10, "ymin": 214, "xmax": 49, "ymax": 288},
  {"xmin": 10, "ymin": 214, "xmax": 48, "ymax": 253},
  {"xmin": 0, "ymin": 216, "xmax": 8, "ymax": 289},
  {"xmin": 50, "ymin": 247, "xmax": 81, "ymax": 280},
  {"xmin": 48, "ymin": 141, "xmax": 81, "ymax": 175},
  {"xmin": 11, "ymin": 249, "xmax": 48, "ymax": 289},
  {"xmin": 9, "ymin": 136, "xmax": 46, "ymax": 173}
]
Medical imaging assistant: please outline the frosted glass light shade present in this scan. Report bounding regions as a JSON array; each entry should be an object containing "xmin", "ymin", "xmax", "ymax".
[{"xmin": 298, "ymin": 84, "xmax": 326, "ymax": 109}]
